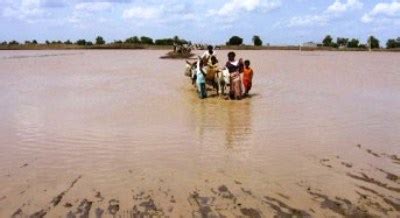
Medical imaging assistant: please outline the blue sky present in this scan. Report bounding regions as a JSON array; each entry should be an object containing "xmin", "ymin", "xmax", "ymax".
[{"xmin": 0, "ymin": 0, "xmax": 399, "ymax": 45}]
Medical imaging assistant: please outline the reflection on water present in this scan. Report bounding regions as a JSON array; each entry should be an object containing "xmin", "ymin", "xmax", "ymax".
[
  {"xmin": 224, "ymin": 100, "xmax": 252, "ymax": 150},
  {"xmin": 0, "ymin": 50, "xmax": 399, "ymax": 217}
]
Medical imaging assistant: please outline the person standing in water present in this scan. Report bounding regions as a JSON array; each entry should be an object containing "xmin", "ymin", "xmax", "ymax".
[
  {"xmin": 195, "ymin": 57, "xmax": 207, "ymax": 99},
  {"xmin": 243, "ymin": 60, "xmax": 254, "ymax": 96},
  {"xmin": 225, "ymin": 52, "xmax": 243, "ymax": 100}
]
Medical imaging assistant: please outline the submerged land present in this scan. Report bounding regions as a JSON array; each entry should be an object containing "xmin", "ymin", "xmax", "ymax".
[{"xmin": 0, "ymin": 50, "xmax": 399, "ymax": 217}]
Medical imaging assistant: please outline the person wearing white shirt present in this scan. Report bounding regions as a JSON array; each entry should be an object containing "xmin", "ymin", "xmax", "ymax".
[{"xmin": 201, "ymin": 45, "xmax": 216, "ymax": 65}]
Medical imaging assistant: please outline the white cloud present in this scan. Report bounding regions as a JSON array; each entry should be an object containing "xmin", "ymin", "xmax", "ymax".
[
  {"xmin": 2, "ymin": 0, "xmax": 47, "ymax": 22},
  {"xmin": 122, "ymin": 6, "xmax": 161, "ymax": 20},
  {"xmin": 67, "ymin": 1, "xmax": 114, "ymax": 26},
  {"xmin": 361, "ymin": 1, "xmax": 400, "ymax": 23},
  {"xmin": 75, "ymin": 2, "xmax": 113, "ymax": 12},
  {"xmin": 285, "ymin": 0, "xmax": 363, "ymax": 27},
  {"xmin": 326, "ymin": 0, "xmax": 363, "ymax": 14},
  {"xmin": 287, "ymin": 15, "xmax": 329, "ymax": 27},
  {"xmin": 209, "ymin": 0, "xmax": 281, "ymax": 16},
  {"xmin": 121, "ymin": 2, "xmax": 197, "ymax": 24}
]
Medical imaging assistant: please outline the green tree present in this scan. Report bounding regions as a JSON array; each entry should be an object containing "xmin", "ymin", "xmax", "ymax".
[
  {"xmin": 347, "ymin": 38, "xmax": 359, "ymax": 48},
  {"xmin": 76, "ymin": 39, "xmax": 87, "ymax": 45},
  {"xmin": 368, "ymin": 36, "xmax": 380, "ymax": 49},
  {"xmin": 32, "ymin": 40, "xmax": 38, "ymax": 44},
  {"xmin": 336, "ymin": 37, "xmax": 349, "ymax": 47},
  {"xmin": 386, "ymin": 39, "xmax": 397, "ymax": 49},
  {"xmin": 140, "ymin": 36, "xmax": 154, "ymax": 44},
  {"xmin": 322, "ymin": 35, "xmax": 333, "ymax": 47},
  {"xmin": 25, "ymin": 40, "xmax": 31, "ymax": 44},
  {"xmin": 95, "ymin": 36, "xmax": 105, "ymax": 45},
  {"xmin": 358, "ymin": 44, "xmax": 367, "ymax": 49},
  {"xmin": 125, "ymin": 36, "xmax": 140, "ymax": 44},
  {"xmin": 64, "ymin": 40, "xmax": 72, "ymax": 45},
  {"xmin": 155, "ymin": 38, "xmax": 175, "ymax": 45},
  {"xmin": 45, "ymin": 40, "xmax": 50, "ymax": 45},
  {"xmin": 227, "ymin": 36, "xmax": 243, "ymax": 46},
  {"xmin": 1, "ymin": 41, "xmax": 7, "ymax": 45},
  {"xmin": 252, "ymin": 35, "xmax": 263, "ymax": 46},
  {"xmin": 9, "ymin": 40, "xmax": 19, "ymax": 45},
  {"xmin": 386, "ymin": 37, "xmax": 400, "ymax": 49},
  {"xmin": 86, "ymin": 41, "xmax": 93, "ymax": 46},
  {"xmin": 113, "ymin": 40, "xmax": 123, "ymax": 44}
]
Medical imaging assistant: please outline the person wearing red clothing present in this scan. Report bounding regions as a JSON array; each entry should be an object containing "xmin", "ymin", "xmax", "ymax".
[{"xmin": 243, "ymin": 60, "xmax": 254, "ymax": 96}]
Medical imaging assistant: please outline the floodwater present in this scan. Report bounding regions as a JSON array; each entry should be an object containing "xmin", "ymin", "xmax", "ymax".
[{"xmin": 0, "ymin": 50, "xmax": 399, "ymax": 217}]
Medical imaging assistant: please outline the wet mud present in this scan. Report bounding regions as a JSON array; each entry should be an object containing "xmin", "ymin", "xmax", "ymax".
[
  {"xmin": 10, "ymin": 176, "xmax": 82, "ymax": 218},
  {"xmin": 67, "ymin": 199, "xmax": 92, "ymax": 218},
  {"xmin": 347, "ymin": 173, "xmax": 400, "ymax": 193},
  {"xmin": 307, "ymin": 190, "xmax": 374, "ymax": 217},
  {"xmin": 376, "ymin": 168, "xmax": 399, "ymax": 183},
  {"xmin": 263, "ymin": 196, "xmax": 311, "ymax": 217}
]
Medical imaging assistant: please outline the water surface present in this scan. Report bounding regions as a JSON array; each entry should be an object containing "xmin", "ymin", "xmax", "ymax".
[{"xmin": 0, "ymin": 50, "xmax": 399, "ymax": 217}]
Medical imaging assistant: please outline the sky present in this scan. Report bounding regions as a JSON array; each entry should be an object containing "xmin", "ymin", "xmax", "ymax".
[{"xmin": 0, "ymin": 0, "xmax": 399, "ymax": 45}]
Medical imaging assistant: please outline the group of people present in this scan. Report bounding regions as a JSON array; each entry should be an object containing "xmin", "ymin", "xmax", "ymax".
[{"xmin": 194, "ymin": 46, "xmax": 254, "ymax": 100}]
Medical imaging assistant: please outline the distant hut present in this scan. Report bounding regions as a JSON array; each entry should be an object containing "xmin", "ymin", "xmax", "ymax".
[{"xmin": 302, "ymin": 42, "xmax": 318, "ymax": 48}]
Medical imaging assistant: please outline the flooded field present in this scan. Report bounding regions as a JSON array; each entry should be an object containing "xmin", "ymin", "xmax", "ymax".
[{"xmin": 0, "ymin": 50, "xmax": 399, "ymax": 217}]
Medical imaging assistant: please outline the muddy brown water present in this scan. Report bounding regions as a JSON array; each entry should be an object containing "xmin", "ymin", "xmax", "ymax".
[{"xmin": 0, "ymin": 50, "xmax": 399, "ymax": 217}]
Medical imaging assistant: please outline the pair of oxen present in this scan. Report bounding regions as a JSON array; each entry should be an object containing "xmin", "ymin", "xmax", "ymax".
[{"xmin": 184, "ymin": 57, "xmax": 231, "ymax": 95}]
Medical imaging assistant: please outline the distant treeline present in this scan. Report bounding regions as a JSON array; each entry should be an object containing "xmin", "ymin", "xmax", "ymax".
[
  {"xmin": 321, "ymin": 35, "xmax": 400, "ymax": 50},
  {"xmin": 0, "ymin": 35, "xmax": 190, "ymax": 47},
  {"xmin": 1, "ymin": 34, "xmax": 400, "ymax": 50},
  {"xmin": 224, "ymin": 34, "xmax": 400, "ymax": 50}
]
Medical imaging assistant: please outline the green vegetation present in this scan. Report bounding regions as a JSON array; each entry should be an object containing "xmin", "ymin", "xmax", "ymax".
[
  {"xmin": 9, "ymin": 40, "xmax": 19, "ymax": 45},
  {"xmin": 1, "ymin": 34, "xmax": 399, "ymax": 51},
  {"xmin": 125, "ymin": 36, "xmax": 140, "ymax": 44},
  {"xmin": 76, "ymin": 39, "xmax": 87, "ymax": 46},
  {"xmin": 322, "ymin": 35, "xmax": 333, "ymax": 47},
  {"xmin": 358, "ymin": 44, "xmax": 367, "ymax": 49},
  {"xmin": 333, "ymin": 37, "xmax": 360, "ymax": 48},
  {"xmin": 24, "ymin": 40, "xmax": 38, "ymax": 45},
  {"xmin": 124, "ymin": 35, "xmax": 174, "ymax": 45},
  {"xmin": 347, "ymin": 38, "xmax": 359, "ymax": 48},
  {"xmin": 74, "ymin": 39, "xmax": 93, "ymax": 46},
  {"xmin": 155, "ymin": 38, "xmax": 174, "ymax": 45},
  {"xmin": 140, "ymin": 36, "xmax": 154, "ymax": 45},
  {"xmin": 368, "ymin": 36, "xmax": 380, "ymax": 49},
  {"xmin": 336, "ymin": 37, "xmax": 348, "ymax": 47},
  {"xmin": 95, "ymin": 36, "xmax": 105, "ymax": 45},
  {"xmin": 155, "ymin": 36, "xmax": 188, "ymax": 45},
  {"xmin": 227, "ymin": 36, "xmax": 243, "ymax": 46},
  {"xmin": 252, "ymin": 35, "xmax": 263, "ymax": 46},
  {"xmin": 0, "ymin": 35, "xmax": 184, "ymax": 50},
  {"xmin": 322, "ymin": 35, "xmax": 381, "ymax": 50},
  {"xmin": 386, "ymin": 37, "xmax": 400, "ymax": 49}
]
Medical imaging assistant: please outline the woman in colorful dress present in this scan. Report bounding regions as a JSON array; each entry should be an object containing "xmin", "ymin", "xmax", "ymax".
[{"xmin": 225, "ymin": 52, "xmax": 243, "ymax": 100}]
